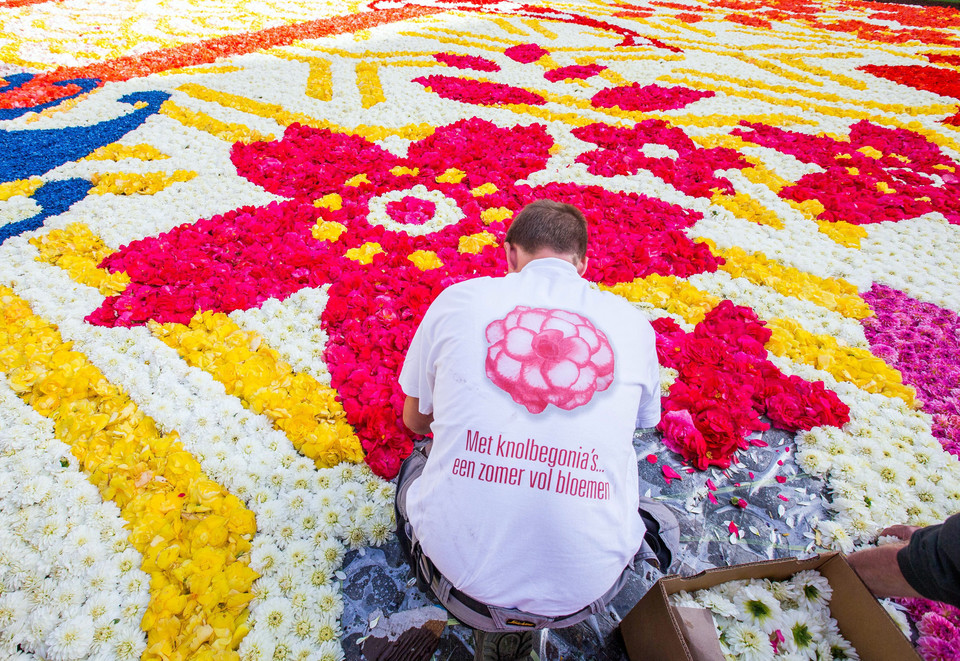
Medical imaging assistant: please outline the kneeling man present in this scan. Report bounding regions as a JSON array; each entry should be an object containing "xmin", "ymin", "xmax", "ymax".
[{"xmin": 395, "ymin": 200, "xmax": 677, "ymax": 660}]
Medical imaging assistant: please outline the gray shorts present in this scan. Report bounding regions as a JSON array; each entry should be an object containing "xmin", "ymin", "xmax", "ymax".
[{"xmin": 394, "ymin": 443, "xmax": 678, "ymax": 632}]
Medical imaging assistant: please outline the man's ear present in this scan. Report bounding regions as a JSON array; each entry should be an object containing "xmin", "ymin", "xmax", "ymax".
[
  {"xmin": 575, "ymin": 254, "xmax": 589, "ymax": 276},
  {"xmin": 505, "ymin": 242, "xmax": 521, "ymax": 273}
]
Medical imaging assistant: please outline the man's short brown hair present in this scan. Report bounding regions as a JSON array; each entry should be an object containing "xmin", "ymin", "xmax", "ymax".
[{"xmin": 504, "ymin": 200, "xmax": 588, "ymax": 260}]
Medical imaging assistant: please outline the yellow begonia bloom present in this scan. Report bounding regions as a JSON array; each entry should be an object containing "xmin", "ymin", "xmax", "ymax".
[
  {"xmin": 436, "ymin": 168, "xmax": 466, "ymax": 184},
  {"xmin": 856, "ymin": 146, "xmax": 883, "ymax": 159},
  {"xmin": 345, "ymin": 173, "xmax": 371, "ymax": 187},
  {"xmin": 481, "ymin": 207, "xmax": 513, "ymax": 224},
  {"xmin": 788, "ymin": 198, "xmax": 827, "ymax": 222},
  {"xmin": 346, "ymin": 241, "xmax": 384, "ymax": 264},
  {"xmin": 389, "ymin": 166, "xmax": 420, "ymax": 177},
  {"xmin": 458, "ymin": 231, "xmax": 498, "ymax": 254},
  {"xmin": 408, "ymin": 250, "xmax": 443, "ymax": 270},
  {"xmin": 312, "ymin": 220, "xmax": 347, "ymax": 242},
  {"xmin": 470, "ymin": 182, "xmax": 498, "ymax": 197},
  {"xmin": 314, "ymin": 193, "xmax": 343, "ymax": 211}
]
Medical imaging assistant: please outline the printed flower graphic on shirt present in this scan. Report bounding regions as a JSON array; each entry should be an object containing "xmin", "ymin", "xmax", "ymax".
[{"xmin": 485, "ymin": 306, "xmax": 614, "ymax": 413}]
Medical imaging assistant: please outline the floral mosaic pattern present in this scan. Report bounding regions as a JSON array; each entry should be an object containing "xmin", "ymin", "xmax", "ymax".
[{"xmin": 2, "ymin": 0, "xmax": 960, "ymax": 658}]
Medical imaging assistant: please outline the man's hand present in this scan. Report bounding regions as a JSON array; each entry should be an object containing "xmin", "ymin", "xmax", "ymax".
[
  {"xmin": 403, "ymin": 396, "xmax": 434, "ymax": 436},
  {"xmin": 880, "ymin": 525, "xmax": 920, "ymax": 541}
]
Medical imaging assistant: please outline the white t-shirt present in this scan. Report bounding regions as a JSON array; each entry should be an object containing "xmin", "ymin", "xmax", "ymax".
[{"xmin": 398, "ymin": 258, "xmax": 661, "ymax": 616}]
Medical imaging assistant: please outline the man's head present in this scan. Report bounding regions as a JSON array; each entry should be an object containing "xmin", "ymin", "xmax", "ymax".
[{"xmin": 503, "ymin": 200, "xmax": 589, "ymax": 275}]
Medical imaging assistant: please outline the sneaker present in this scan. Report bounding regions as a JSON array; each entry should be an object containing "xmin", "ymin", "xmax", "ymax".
[
  {"xmin": 638, "ymin": 498, "xmax": 680, "ymax": 573},
  {"xmin": 473, "ymin": 630, "xmax": 537, "ymax": 661}
]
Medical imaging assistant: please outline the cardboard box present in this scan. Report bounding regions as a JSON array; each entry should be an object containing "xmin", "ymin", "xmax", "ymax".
[{"xmin": 620, "ymin": 553, "xmax": 920, "ymax": 660}]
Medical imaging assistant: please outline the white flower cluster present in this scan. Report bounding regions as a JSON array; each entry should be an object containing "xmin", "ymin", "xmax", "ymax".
[
  {"xmin": 0, "ymin": 380, "xmax": 149, "ymax": 661},
  {"xmin": 770, "ymin": 354, "xmax": 960, "ymax": 547},
  {"xmin": 366, "ymin": 185, "xmax": 465, "ymax": 236},
  {"xmin": 230, "ymin": 285, "xmax": 334, "ymax": 385},
  {"xmin": 0, "ymin": 236, "xmax": 396, "ymax": 661},
  {"xmin": 240, "ymin": 462, "xmax": 395, "ymax": 661},
  {"xmin": 671, "ymin": 571, "xmax": 857, "ymax": 661},
  {"xmin": 659, "ymin": 365, "xmax": 679, "ymax": 397},
  {"xmin": 858, "ymin": 217, "xmax": 960, "ymax": 314}
]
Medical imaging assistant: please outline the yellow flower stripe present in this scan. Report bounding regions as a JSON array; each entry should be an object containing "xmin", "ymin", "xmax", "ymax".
[
  {"xmin": 667, "ymin": 113, "xmax": 816, "ymax": 130},
  {"xmin": 765, "ymin": 317, "xmax": 916, "ymax": 406},
  {"xmin": 658, "ymin": 74, "xmax": 956, "ymax": 125},
  {"xmin": 0, "ymin": 288, "xmax": 258, "ymax": 661},
  {"xmin": 160, "ymin": 100, "xmax": 274, "ymax": 144},
  {"xmin": 89, "ymin": 170, "xmax": 198, "ymax": 196},
  {"xmin": 482, "ymin": 16, "xmax": 528, "ymax": 36},
  {"xmin": 596, "ymin": 66, "xmax": 631, "ymax": 87},
  {"xmin": 176, "ymin": 83, "xmax": 437, "ymax": 142},
  {"xmin": 29, "ymin": 223, "xmax": 130, "ymax": 296},
  {"xmin": 268, "ymin": 52, "xmax": 334, "ymax": 101},
  {"xmin": 521, "ymin": 18, "xmax": 557, "ymax": 39},
  {"xmin": 291, "ymin": 45, "xmax": 442, "ymax": 59},
  {"xmin": 149, "ymin": 311, "xmax": 364, "ymax": 468},
  {"xmin": 704, "ymin": 242, "xmax": 872, "ymax": 319},
  {"xmin": 660, "ymin": 16, "xmax": 716, "ymax": 38},
  {"xmin": 816, "ymin": 219, "xmax": 868, "ymax": 249},
  {"xmin": 0, "ymin": 177, "xmax": 43, "ymax": 201},
  {"xmin": 667, "ymin": 67, "xmax": 944, "ymax": 116},
  {"xmin": 411, "ymin": 26, "xmax": 521, "ymax": 45},
  {"xmin": 22, "ymin": 93, "xmax": 93, "ymax": 123},
  {"xmin": 84, "ymin": 143, "xmax": 170, "ymax": 161},
  {"xmin": 356, "ymin": 62, "xmax": 386, "ymax": 108},
  {"xmin": 601, "ymin": 274, "xmax": 720, "ymax": 325},
  {"xmin": 710, "ymin": 191, "xmax": 784, "ymax": 229},
  {"xmin": 157, "ymin": 65, "xmax": 243, "ymax": 76}
]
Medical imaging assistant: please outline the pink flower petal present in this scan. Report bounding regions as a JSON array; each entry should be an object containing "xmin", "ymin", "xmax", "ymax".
[{"xmin": 662, "ymin": 465, "xmax": 682, "ymax": 484}]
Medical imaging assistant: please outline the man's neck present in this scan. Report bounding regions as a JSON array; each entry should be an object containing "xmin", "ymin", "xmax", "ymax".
[{"xmin": 505, "ymin": 241, "xmax": 585, "ymax": 274}]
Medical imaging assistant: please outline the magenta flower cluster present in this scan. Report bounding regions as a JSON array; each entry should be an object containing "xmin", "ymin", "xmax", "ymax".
[
  {"xmin": 861, "ymin": 283, "xmax": 960, "ymax": 455},
  {"xmin": 901, "ymin": 599, "xmax": 960, "ymax": 661}
]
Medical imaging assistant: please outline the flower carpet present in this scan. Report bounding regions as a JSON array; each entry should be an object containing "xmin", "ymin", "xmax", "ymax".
[{"xmin": 2, "ymin": 0, "xmax": 960, "ymax": 658}]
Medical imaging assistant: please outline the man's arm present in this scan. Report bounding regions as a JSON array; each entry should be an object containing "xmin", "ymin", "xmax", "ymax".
[
  {"xmin": 846, "ymin": 524, "xmax": 923, "ymax": 599},
  {"xmin": 846, "ymin": 543, "xmax": 924, "ymax": 599},
  {"xmin": 403, "ymin": 396, "xmax": 434, "ymax": 436}
]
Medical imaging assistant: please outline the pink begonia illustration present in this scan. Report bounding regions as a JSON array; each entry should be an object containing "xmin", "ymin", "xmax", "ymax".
[{"xmin": 485, "ymin": 306, "xmax": 615, "ymax": 413}]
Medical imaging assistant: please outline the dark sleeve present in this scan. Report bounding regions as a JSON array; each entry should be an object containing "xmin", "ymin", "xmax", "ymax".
[{"xmin": 897, "ymin": 513, "xmax": 960, "ymax": 608}]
